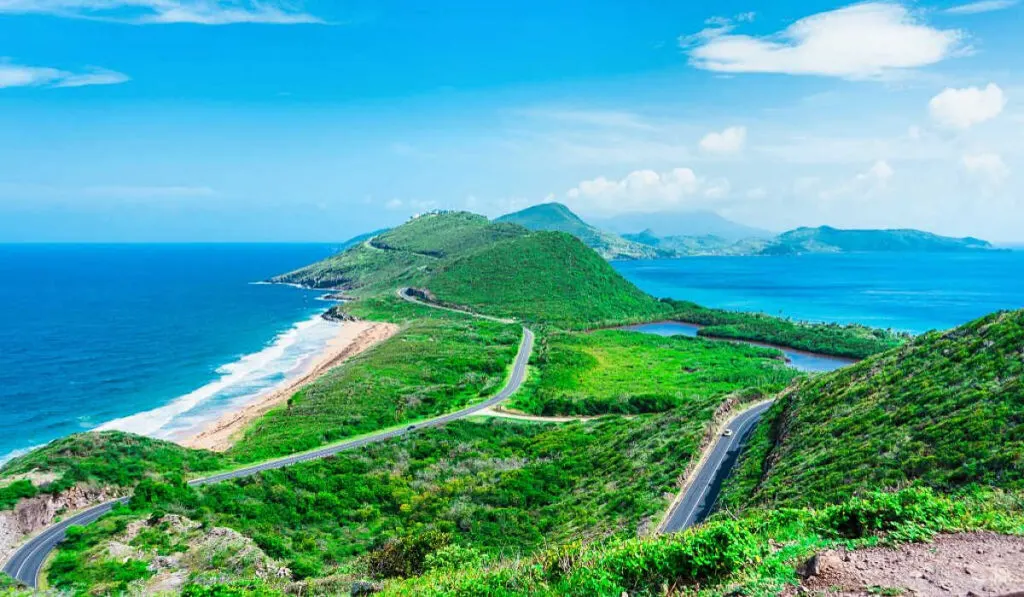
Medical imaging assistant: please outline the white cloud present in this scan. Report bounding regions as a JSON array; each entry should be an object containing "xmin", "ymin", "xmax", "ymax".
[
  {"xmin": 962, "ymin": 152, "xmax": 1009, "ymax": 186},
  {"xmin": 699, "ymin": 126, "xmax": 747, "ymax": 154},
  {"xmin": 0, "ymin": 0, "xmax": 323, "ymax": 24},
  {"xmin": 944, "ymin": 0, "xmax": 1018, "ymax": 14},
  {"xmin": 703, "ymin": 178, "xmax": 732, "ymax": 198},
  {"xmin": 859, "ymin": 160, "xmax": 895, "ymax": 185},
  {"xmin": 0, "ymin": 61, "xmax": 129, "ymax": 89},
  {"xmin": 928, "ymin": 83, "xmax": 1006, "ymax": 129},
  {"xmin": 820, "ymin": 160, "xmax": 895, "ymax": 199},
  {"xmin": 684, "ymin": 3, "xmax": 964, "ymax": 80},
  {"xmin": 565, "ymin": 167, "xmax": 731, "ymax": 215},
  {"xmin": 384, "ymin": 198, "xmax": 439, "ymax": 213},
  {"xmin": 53, "ymin": 67, "xmax": 131, "ymax": 88},
  {"xmin": 746, "ymin": 187, "xmax": 767, "ymax": 199}
]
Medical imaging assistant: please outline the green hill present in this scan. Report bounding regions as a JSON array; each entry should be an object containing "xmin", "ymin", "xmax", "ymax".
[
  {"xmin": 495, "ymin": 203, "xmax": 664, "ymax": 260},
  {"xmin": 763, "ymin": 225, "xmax": 993, "ymax": 255},
  {"xmin": 426, "ymin": 231, "xmax": 670, "ymax": 327},
  {"xmin": 722, "ymin": 309, "xmax": 1024, "ymax": 509},
  {"xmin": 270, "ymin": 212, "xmax": 527, "ymax": 291},
  {"xmin": 623, "ymin": 230, "xmax": 771, "ymax": 256}
]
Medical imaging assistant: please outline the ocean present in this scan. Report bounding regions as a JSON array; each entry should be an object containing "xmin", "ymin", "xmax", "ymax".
[
  {"xmin": 2, "ymin": 246, "xmax": 1022, "ymax": 463},
  {"xmin": 0, "ymin": 244, "xmax": 344, "ymax": 462},
  {"xmin": 613, "ymin": 251, "xmax": 1024, "ymax": 334}
]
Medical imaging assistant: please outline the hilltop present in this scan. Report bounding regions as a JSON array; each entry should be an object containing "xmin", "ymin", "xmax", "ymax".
[
  {"xmin": 270, "ymin": 212, "xmax": 527, "ymax": 292},
  {"xmin": 722, "ymin": 308, "xmax": 1024, "ymax": 509},
  {"xmin": 594, "ymin": 209, "xmax": 774, "ymax": 241},
  {"xmin": 762, "ymin": 225, "xmax": 994, "ymax": 255},
  {"xmin": 425, "ymin": 231, "xmax": 670, "ymax": 327},
  {"xmin": 495, "ymin": 203, "xmax": 664, "ymax": 260}
]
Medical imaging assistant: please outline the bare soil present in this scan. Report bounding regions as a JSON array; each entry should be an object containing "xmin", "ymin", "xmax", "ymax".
[{"xmin": 795, "ymin": 532, "xmax": 1024, "ymax": 596}]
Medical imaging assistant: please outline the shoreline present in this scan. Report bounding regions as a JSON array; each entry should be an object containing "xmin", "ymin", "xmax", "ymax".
[{"xmin": 178, "ymin": 319, "xmax": 399, "ymax": 452}]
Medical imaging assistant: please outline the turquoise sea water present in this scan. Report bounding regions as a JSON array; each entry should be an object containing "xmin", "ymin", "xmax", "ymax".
[
  {"xmin": 2, "ymin": 247, "xmax": 1021, "ymax": 463},
  {"xmin": 613, "ymin": 251, "xmax": 1024, "ymax": 334},
  {"xmin": 0, "ymin": 244, "xmax": 344, "ymax": 462}
]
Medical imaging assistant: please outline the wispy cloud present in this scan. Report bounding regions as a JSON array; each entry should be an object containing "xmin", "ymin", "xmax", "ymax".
[
  {"xmin": 53, "ymin": 67, "xmax": 131, "ymax": 88},
  {"xmin": 0, "ymin": 0, "xmax": 323, "ymax": 25},
  {"xmin": 683, "ymin": 3, "xmax": 965, "ymax": 80},
  {"xmin": 0, "ymin": 60, "xmax": 129, "ymax": 89},
  {"xmin": 944, "ymin": 0, "xmax": 1019, "ymax": 14}
]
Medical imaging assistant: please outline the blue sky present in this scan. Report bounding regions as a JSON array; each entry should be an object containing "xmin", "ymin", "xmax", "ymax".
[{"xmin": 0, "ymin": 0, "xmax": 1021, "ymax": 242}]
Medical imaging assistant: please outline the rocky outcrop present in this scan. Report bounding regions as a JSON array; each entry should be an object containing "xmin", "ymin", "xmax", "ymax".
[
  {"xmin": 323, "ymin": 308, "xmax": 361, "ymax": 323},
  {"xmin": 0, "ymin": 484, "xmax": 123, "ymax": 564}
]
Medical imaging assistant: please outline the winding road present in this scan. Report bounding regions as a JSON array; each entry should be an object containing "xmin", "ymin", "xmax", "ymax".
[
  {"xmin": 3, "ymin": 300, "xmax": 534, "ymax": 589},
  {"xmin": 660, "ymin": 400, "xmax": 774, "ymax": 532},
  {"xmin": 4, "ymin": 288, "xmax": 779, "ymax": 587}
]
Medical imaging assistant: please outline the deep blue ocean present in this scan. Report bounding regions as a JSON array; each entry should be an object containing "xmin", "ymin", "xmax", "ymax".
[
  {"xmin": 1, "ymin": 246, "xmax": 1022, "ymax": 462},
  {"xmin": 614, "ymin": 251, "xmax": 1024, "ymax": 334},
  {"xmin": 0, "ymin": 244, "xmax": 344, "ymax": 462}
]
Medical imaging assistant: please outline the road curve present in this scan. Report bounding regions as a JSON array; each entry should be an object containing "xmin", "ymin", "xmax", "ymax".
[
  {"xmin": 660, "ymin": 400, "xmax": 774, "ymax": 533},
  {"xmin": 3, "ymin": 312, "xmax": 533, "ymax": 588}
]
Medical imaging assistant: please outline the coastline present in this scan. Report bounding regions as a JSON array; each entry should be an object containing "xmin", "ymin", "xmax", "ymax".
[{"xmin": 179, "ymin": 319, "xmax": 399, "ymax": 452}]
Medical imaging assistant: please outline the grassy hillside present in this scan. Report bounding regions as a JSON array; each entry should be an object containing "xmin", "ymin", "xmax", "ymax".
[
  {"xmin": 764, "ymin": 225, "xmax": 993, "ymax": 255},
  {"xmin": 0, "ymin": 432, "xmax": 225, "ymax": 508},
  {"xmin": 229, "ymin": 316, "xmax": 521, "ymax": 462},
  {"xmin": 270, "ymin": 239, "xmax": 435, "ymax": 291},
  {"xmin": 270, "ymin": 212, "xmax": 526, "ymax": 291},
  {"xmin": 624, "ymin": 231, "xmax": 770, "ymax": 257},
  {"xmin": 50, "ymin": 411, "xmax": 715, "ymax": 589},
  {"xmin": 667, "ymin": 299, "xmax": 906, "ymax": 359},
  {"xmin": 379, "ymin": 486, "xmax": 1024, "ymax": 596},
  {"xmin": 722, "ymin": 309, "xmax": 1024, "ymax": 509},
  {"xmin": 427, "ymin": 232, "xmax": 670, "ymax": 327},
  {"xmin": 508, "ymin": 330, "xmax": 796, "ymax": 416},
  {"xmin": 373, "ymin": 212, "xmax": 524, "ymax": 258},
  {"xmin": 495, "ymin": 203, "xmax": 662, "ymax": 260}
]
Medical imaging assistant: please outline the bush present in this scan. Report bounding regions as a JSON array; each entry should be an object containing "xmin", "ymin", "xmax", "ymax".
[{"xmin": 365, "ymin": 531, "xmax": 452, "ymax": 579}]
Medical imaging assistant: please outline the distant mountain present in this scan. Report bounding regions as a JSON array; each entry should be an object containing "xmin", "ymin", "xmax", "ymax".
[
  {"xmin": 763, "ymin": 226, "xmax": 994, "ymax": 255},
  {"xmin": 494, "ymin": 203, "xmax": 666, "ymax": 260},
  {"xmin": 594, "ymin": 210, "xmax": 775, "ymax": 241},
  {"xmin": 622, "ymin": 230, "xmax": 771, "ymax": 257}
]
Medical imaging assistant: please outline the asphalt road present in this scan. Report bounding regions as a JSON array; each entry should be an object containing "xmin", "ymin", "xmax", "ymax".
[
  {"xmin": 3, "ymin": 313, "xmax": 534, "ymax": 589},
  {"xmin": 660, "ymin": 400, "xmax": 774, "ymax": 533}
]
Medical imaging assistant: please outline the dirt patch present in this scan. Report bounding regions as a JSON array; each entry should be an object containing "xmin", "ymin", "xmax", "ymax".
[{"xmin": 795, "ymin": 532, "xmax": 1024, "ymax": 596}]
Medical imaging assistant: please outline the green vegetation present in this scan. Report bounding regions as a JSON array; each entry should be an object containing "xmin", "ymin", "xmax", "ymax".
[
  {"xmin": 381, "ymin": 487, "xmax": 1024, "ymax": 596},
  {"xmin": 228, "ymin": 317, "xmax": 521, "ymax": 462},
  {"xmin": 428, "ymin": 232, "xmax": 670, "ymax": 327},
  {"xmin": 667, "ymin": 299, "xmax": 906, "ymax": 359},
  {"xmin": 47, "ymin": 511, "xmax": 291, "ymax": 596},
  {"xmin": 623, "ymin": 231, "xmax": 771, "ymax": 257},
  {"xmin": 495, "ymin": 202, "xmax": 664, "ymax": 260},
  {"xmin": 0, "ymin": 432, "xmax": 225, "ymax": 508},
  {"xmin": 762, "ymin": 225, "xmax": 993, "ymax": 255},
  {"xmin": 270, "ymin": 238, "xmax": 435, "ymax": 291},
  {"xmin": 49, "ymin": 412, "xmax": 711, "ymax": 588},
  {"xmin": 509, "ymin": 329, "xmax": 796, "ymax": 416},
  {"xmin": 271, "ymin": 212, "xmax": 527, "ymax": 291},
  {"xmin": 621, "ymin": 221, "xmax": 994, "ymax": 257},
  {"xmin": 722, "ymin": 309, "xmax": 1024, "ymax": 510},
  {"xmin": 373, "ymin": 212, "xmax": 524, "ymax": 258}
]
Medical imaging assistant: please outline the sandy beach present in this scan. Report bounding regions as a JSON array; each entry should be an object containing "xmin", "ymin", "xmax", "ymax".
[{"xmin": 179, "ymin": 319, "xmax": 399, "ymax": 452}]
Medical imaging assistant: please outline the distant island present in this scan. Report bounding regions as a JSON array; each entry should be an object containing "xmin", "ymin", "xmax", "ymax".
[{"xmin": 495, "ymin": 202, "xmax": 995, "ymax": 259}]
